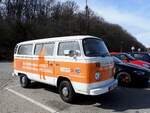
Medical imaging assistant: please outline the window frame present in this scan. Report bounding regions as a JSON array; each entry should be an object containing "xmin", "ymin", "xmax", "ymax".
[
  {"xmin": 34, "ymin": 42, "xmax": 55, "ymax": 56},
  {"xmin": 57, "ymin": 41, "xmax": 81, "ymax": 56},
  {"xmin": 43, "ymin": 42, "xmax": 55, "ymax": 56},
  {"xmin": 82, "ymin": 38, "xmax": 109, "ymax": 57},
  {"xmin": 17, "ymin": 44, "xmax": 33, "ymax": 55}
]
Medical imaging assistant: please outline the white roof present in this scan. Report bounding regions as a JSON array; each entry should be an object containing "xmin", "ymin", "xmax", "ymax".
[{"xmin": 17, "ymin": 35, "xmax": 101, "ymax": 45}]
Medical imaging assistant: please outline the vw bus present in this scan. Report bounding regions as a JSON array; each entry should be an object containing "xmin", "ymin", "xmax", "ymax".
[{"xmin": 13, "ymin": 35, "xmax": 117, "ymax": 103}]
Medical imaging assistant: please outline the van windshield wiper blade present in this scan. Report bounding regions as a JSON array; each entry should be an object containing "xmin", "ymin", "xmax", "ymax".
[{"xmin": 100, "ymin": 53, "xmax": 110, "ymax": 57}]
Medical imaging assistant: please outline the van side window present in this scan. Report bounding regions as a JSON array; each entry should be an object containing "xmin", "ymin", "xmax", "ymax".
[
  {"xmin": 43, "ymin": 43, "xmax": 54, "ymax": 56},
  {"xmin": 18, "ymin": 44, "xmax": 33, "ymax": 55},
  {"xmin": 34, "ymin": 43, "xmax": 43, "ymax": 55},
  {"xmin": 34, "ymin": 42, "xmax": 54, "ymax": 56},
  {"xmin": 58, "ymin": 41, "xmax": 80, "ymax": 56}
]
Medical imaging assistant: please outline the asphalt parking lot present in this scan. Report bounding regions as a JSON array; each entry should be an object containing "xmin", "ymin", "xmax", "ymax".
[{"xmin": 1, "ymin": 62, "xmax": 150, "ymax": 113}]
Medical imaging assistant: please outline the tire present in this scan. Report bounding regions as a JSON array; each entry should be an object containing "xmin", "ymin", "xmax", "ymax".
[
  {"xmin": 141, "ymin": 79, "xmax": 149, "ymax": 87},
  {"xmin": 116, "ymin": 71, "xmax": 132, "ymax": 86},
  {"xmin": 20, "ymin": 75, "xmax": 31, "ymax": 88},
  {"xmin": 58, "ymin": 80, "xmax": 75, "ymax": 103}
]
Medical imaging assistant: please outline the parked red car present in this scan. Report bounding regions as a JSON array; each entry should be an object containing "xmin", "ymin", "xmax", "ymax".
[
  {"xmin": 111, "ymin": 52, "xmax": 150, "ymax": 69},
  {"xmin": 129, "ymin": 52, "xmax": 150, "ymax": 63}
]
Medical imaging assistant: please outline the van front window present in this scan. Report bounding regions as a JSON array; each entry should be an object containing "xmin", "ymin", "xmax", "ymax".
[{"xmin": 83, "ymin": 38, "xmax": 110, "ymax": 57}]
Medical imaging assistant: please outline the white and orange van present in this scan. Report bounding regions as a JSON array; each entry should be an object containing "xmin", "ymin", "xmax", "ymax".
[{"xmin": 13, "ymin": 35, "xmax": 117, "ymax": 103}]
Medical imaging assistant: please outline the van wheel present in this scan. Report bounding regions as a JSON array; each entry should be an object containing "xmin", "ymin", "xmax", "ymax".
[
  {"xmin": 116, "ymin": 72, "xmax": 132, "ymax": 86},
  {"xmin": 58, "ymin": 80, "xmax": 75, "ymax": 103},
  {"xmin": 20, "ymin": 75, "xmax": 31, "ymax": 88}
]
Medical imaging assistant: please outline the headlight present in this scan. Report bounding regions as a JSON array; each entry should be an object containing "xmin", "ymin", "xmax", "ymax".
[
  {"xmin": 143, "ymin": 64, "xmax": 150, "ymax": 68},
  {"xmin": 95, "ymin": 72, "xmax": 101, "ymax": 80},
  {"xmin": 133, "ymin": 70, "xmax": 145, "ymax": 76}
]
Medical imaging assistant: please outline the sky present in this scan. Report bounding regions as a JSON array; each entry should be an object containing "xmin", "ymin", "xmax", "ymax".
[{"xmin": 61, "ymin": 0, "xmax": 150, "ymax": 48}]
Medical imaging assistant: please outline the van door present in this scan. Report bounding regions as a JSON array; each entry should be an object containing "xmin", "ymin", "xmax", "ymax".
[
  {"xmin": 55, "ymin": 41, "xmax": 82, "ymax": 82},
  {"xmin": 34, "ymin": 42, "xmax": 55, "ymax": 85}
]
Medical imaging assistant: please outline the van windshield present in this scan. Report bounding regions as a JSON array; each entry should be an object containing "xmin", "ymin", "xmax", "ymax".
[{"xmin": 83, "ymin": 38, "xmax": 110, "ymax": 57}]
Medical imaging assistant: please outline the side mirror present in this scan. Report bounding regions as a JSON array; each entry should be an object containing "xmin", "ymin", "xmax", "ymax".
[
  {"xmin": 64, "ymin": 50, "xmax": 70, "ymax": 56},
  {"xmin": 64, "ymin": 50, "xmax": 80, "ymax": 57}
]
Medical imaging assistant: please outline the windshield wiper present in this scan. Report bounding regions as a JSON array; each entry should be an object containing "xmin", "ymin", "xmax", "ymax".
[{"xmin": 100, "ymin": 53, "xmax": 110, "ymax": 57}]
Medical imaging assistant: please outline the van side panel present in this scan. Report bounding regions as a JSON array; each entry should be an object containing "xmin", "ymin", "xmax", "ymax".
[
  {"xmin": 14, "ymin": 58, "xmax": 114, "ymax": 84},
  {"xmin": 13, "ymin": 36, "xmax": 117, "ymax": 96}
]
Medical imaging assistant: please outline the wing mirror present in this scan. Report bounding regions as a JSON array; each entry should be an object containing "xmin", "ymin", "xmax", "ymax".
[{"xmin": 64, "ymin": 50, "xmax": 80, "ymax": 57}]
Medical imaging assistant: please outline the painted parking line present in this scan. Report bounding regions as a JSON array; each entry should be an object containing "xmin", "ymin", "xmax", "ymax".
[
  {"xmin": 5, "ymin": 87, "xmax": 59, "ymax": 113},
  {"xmin": 5, "ymin": 85, "xmax": 20, "ymax": 89}
]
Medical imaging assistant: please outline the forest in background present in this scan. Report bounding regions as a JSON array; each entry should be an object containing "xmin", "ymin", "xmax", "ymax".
[{"xmin": 0, "ymin": 0, "xmax": 146, "ymax": 60}]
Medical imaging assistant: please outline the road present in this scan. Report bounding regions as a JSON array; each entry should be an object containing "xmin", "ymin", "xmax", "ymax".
[{"xmin": 0, "ymin": 62, "xmax": 150, "ymax": 113}]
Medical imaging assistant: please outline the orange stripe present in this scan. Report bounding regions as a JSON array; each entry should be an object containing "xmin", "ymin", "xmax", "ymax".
[{"xmin": 14, "ymin": 58, "xmax": 114, "ymax": 84}]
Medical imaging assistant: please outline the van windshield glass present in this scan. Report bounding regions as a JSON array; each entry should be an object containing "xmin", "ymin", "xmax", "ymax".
[{"xmin": 83, "ymin": 38, "xmax": 110, "ymax": 57}]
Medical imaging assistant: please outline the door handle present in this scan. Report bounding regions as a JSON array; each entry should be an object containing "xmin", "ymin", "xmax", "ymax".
[
  {"xmin": 49, "ymin": 63, "xmax": 53, "ymax": 66},
  {"xmin": 56, "ymin": 64, "xmax": 60, "ymax": 66}
]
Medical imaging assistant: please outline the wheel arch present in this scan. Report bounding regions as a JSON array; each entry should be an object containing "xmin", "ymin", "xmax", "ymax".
[
  {"xmin": 57, "ymin": 76, "xmax": 72, "ymax": 88},
  {"xmin": 18, "ymin": 73, "xmax": 26, "ymax": 77},
  {"xmin": 115, "ymin": 70, "xmax": 131, "ymax": 79}
]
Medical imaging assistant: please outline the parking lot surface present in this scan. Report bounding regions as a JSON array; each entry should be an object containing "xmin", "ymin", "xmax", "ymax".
[{"xmin": 1, "ymin": 62, "xmax": 150, "ymax": 113}]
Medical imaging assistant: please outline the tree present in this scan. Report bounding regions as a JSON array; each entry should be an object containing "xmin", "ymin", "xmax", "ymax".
[{"xmin": 0, "ymin": 0, "xmax": 146, "ymax": 60}]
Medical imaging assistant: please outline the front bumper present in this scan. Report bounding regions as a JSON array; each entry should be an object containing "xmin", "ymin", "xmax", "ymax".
[
  {"xmin": 90, "ymin": 79, "xmax": 118, "ymax": 95},
  {"xmin": 12, "ymin": 72, "xmax": 17, "ymax": 77}
]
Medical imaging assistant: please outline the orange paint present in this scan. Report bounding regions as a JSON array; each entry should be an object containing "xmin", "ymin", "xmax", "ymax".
[
  {"xmin": 38, "ymin": 47, "xmax": 46, "ymax": 80},
  {"xmin": 13, "ymin": 36, "xmax": 118, "ymax": 97},
  {"xmin": 14, "ymin": 57, "xmax": 114, "ymax": 84}
]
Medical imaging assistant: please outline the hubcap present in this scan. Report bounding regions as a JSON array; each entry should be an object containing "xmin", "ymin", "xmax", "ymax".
[
  {"xmin": 62, "ymin": 87, "xmax": 69, "ymax": 97},
  {"xmin": 22, "ymin": 76, "xmax": 26, "ymax": 84},
  {"xmin": 121, "ymin": 75, "xmax": 129, "ymax": 83}
]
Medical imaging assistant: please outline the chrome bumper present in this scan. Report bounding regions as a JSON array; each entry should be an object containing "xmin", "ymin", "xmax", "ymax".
[
  {"xmin": 90, "ymin": 79, "xmax": 118, "ymax": 95},
  {"xmin": 12, "ymin": 72, "xmax": 17, "ymax": 77}
]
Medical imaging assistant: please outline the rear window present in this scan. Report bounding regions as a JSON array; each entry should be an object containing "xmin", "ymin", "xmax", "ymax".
[
  {"xmin": 133, "ymin": 53, "xmax": 144, "ymax": 59},
  {"xmin": 34, "ymin": 43, "xmax": 43, "ymax": 55},
  {"xmin": 115, "ymin": 54, "xmax": 128, "ymax": 60},
  {"xmin": 133, "ymin": 53, "xmax": 150, "ymax": 61},
  {"xmin": 83, "ymin": 38, "xmax": 109, "ymax": 57},
  {"xmin": 114, "ymin": 54, "xmax": 135, "ymax": 60},
  {"xmin": 18, "ymin": 44, "xmax": 33, "ymax": 55}
]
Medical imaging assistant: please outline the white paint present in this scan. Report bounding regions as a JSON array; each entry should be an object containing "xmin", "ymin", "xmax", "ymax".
[
  {"xmin": 71, "ymin": 78, "xmax": 118, "ymax": 95},
  {"xmin": 5, "ymin": 87, "xmax": 58, "ymax": 113},
  {"xmin": 14, "ymin": 69, "xmax": 117, "ymax": 95},
  {"xmin": 15, "ymin": 70, "xmax": 57, "ymax": 86}
]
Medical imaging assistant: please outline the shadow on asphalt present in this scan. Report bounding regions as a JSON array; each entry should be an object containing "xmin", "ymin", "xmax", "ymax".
[
  {"xmin": 74, "ymin": 84, "xmax": 150, "ymax": 112},
  {"xmin": 28, "ymin": 82, "xmax": 58, "ymax": 94},
  {"xmin": 29, "ymin": 82, "xmax": 150, "ymax": 112}
]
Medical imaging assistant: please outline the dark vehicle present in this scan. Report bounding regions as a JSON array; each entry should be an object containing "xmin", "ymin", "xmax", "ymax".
[
  {"xmin": 111, "ymin": 52, "xmax": 150, "ymax": 69},
  {"xmin": 113, "ymin": 56, "xmax": 150, "ymax": 86},
  {"xmin": 129, "ymin": 52, "xmax": 150, "ymax": 63}
]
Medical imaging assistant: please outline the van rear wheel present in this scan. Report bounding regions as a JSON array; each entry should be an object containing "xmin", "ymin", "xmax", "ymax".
[
  {"xmin": 58, "ymin": 80, "xmax": 75, "ymax": 103},
  {"xmin": 20, "ymin": 75, "xmax": 31, "ymax": 88}
]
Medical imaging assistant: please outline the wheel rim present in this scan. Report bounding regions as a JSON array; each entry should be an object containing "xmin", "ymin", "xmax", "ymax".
[
  {"xmin": 117, "ymin": 72, "xmax": 131, "ymax": 85},
  {"xmin": 22, "ymin": 76, "xmax": 26, "ymax": 84},
  {"xmin": 121, "ymin": 75, "xmax": 130, "ymax": 84},
  {"xmin": 62, "ymin": 87, "xmax": 69, "ymax": 97}
]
